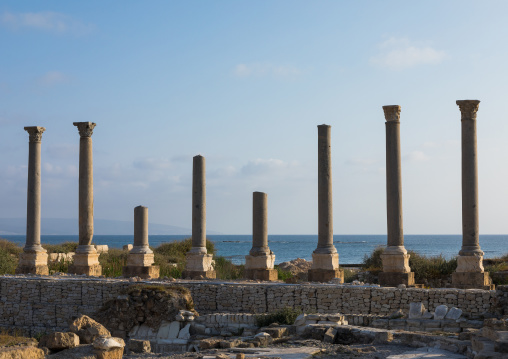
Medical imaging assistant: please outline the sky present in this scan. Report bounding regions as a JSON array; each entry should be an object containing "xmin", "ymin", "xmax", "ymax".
[{"xmin": 1, "ymin": 1, "xmax": 508, "ymax": 235}]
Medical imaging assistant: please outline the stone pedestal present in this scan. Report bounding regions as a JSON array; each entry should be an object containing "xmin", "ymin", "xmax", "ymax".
[
  {"xmin": 245, "ymin": 253, "xmax": 277, "ymax": 281},
  {"xmin": 378, "ymin": 272, "xmax": 415, "ymax": 287},
  {"xmin": 15, "ymin": 252, "xmax": 49, "ymax": 275},
  {"xmin": 452, "ymin": 254, "xmax": 493, "ymax": 289},
  {"xmin": 69, "ymin": 245, "xmax": 102, "ymax": 276},
  {"xmin": 308, "ymin": 253, "xmax": 344, "ymax": 283},
  {"xmin": 182, "ymin": 253, "xmax": 215, "ymax": 279}
]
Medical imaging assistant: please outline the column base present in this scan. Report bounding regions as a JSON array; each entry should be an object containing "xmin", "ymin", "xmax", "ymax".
[
  {"xmin": 68, "ymin": 253, "xmax": 102, "ymax": 276},
  {"xmin": 245, "ymin": 268, "xmax": 278, "ymax": 281},
  {"xmin": 183, "ymin": 253, "xmax": 215, "ymax": 279},
  {"xmin": 181, "ymin": 270, "xmax": 216, "ymax": 279},
  {"xmin": 308, "ymin": 269, "xmax": 344, "ymax": 283},
  {"xmin": 15, "ymin": 252, "xmax": 49, "ymax": 275},
  {"xmin": 126, "ymin": 253, "xmax": 154, "ymax": 267},
  {"xmin": 122, "ymin": 265, "xmax": 160, "ymax": 279},
  {"xmin": 452, "ymin": 272, "xmax": 494, "ymax": 290},
  {"xmin": 379, "ymin": 272, "xmax": 415, "ymax": 287},
  {"xmin": 245, "ymin": 254, "xmax": 275, "ymax": 270},
  {"xmin": 381, "ymin": 250, "xmax": 411, "ymax": 273}
]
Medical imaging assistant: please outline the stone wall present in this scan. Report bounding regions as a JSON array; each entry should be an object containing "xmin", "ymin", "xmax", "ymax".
[{"xmin": 0, "ymin": 276, "xmax": 506, "ymax": 336}]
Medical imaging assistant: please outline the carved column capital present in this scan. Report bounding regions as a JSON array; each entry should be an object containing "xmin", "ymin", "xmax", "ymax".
[
  {"xmin": 382, "ymin": 105, "xmax": 401, "ymax": 123},
  {"xmin": 456, "ymin": 100, "xmax": 480, "ymax": 121},
  {"xmin": 24, "ymin": 126, "xmax": 46, "ymax": 142},
  {"xmin": 73, "ymin": 122, "xmax": 96, "ymax": 137}
]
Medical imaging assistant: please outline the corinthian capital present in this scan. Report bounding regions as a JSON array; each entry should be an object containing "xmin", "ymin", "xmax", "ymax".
[
  {"xmin": 73, "ymin": 122, "xmax": 96, "ymax": 137},
  {"xmin": 24, "ymin": 126, "xmax": 46, "ymax": 142},
  {"xmin": 382, "ymin": 105, "xmax": 401, "ymax": 123},
  {"xmin": 456, "ymin": 100, "xmax": 480, "ymax": 121}
]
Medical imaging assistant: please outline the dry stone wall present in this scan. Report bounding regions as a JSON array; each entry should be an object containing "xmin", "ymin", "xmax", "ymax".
[{"xmin": 0, "ymin": 276, "xmax": 506, "ymax": 336}]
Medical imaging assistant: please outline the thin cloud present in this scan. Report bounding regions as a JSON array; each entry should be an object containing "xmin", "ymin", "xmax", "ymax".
[
  {"xmin": 233, "ymin": 63, "xmax": 301, "ymax": 78},
  {"xmin": 241, "ymin": 158, "xmax": 289, "ymax": 175},
  {"xmin": 370, "ymin": 37, "xmax": 446, "ymax": 70},
  {"xmin": 346, "ymin": 158, "xmax": 377, "ymax": 166},
  {"xmin": 133, "ymin": 158, "xmax": 172, "ymax": 171},
  {"xmin": 403, "ymin": 150, "xmax": 429, "ymax": 162},
  {"xmin": 0, "ymin": 11, "xmax": 93, "ymax": 34},
  {"xmin": 37, "ymin": 71, "xmax": 70, "ymax": 87},
  {"xmin": 46, "ymin": 144, "xmax": 78, "ymax": 159}
]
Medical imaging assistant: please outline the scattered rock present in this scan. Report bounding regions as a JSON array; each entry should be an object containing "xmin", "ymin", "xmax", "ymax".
[
  {"xmin": 434, "ymin": 305, "xmax": 449, "ymax": 320},
  {"xmin": 92, "ymin": 336, "xmax": 125, "ymax": 350},
  {"xmin": 389, "ymin": 309, "xmax": 405, "ymax": 319},
  {"xmin": 128, "ymin": 339, "xmax": 151, "ymax": 353},
  {"xmin": 38, "ymin": 332, "xmax": 79, "ymax": 351},
  {"xmin": 408, "ymin": 302, "xmax": 426, "ymax": 319},
  {"xmin": 69, "ymin": 315, "xmax": 111, "ymax": 344},
  {"xmin": 323, "ymin": 327, "xmax": 337, "ymax": 343},
  {"xmin": 277, "ymin": 258, "xmax": 312, "ymax": 276},
  {"xmin": 445, "ymin": 307, "xmax": 463, "ymax": 320}
]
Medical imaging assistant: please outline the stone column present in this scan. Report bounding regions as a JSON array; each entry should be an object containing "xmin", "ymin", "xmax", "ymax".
[
  {"xmin": 245, "ymin": 192, "xmax": 277, "ymax": 280},
  {"xmin": 68, "ymin": 122, "xmax": 102, "ymax": 276},
  {"xmin": 16, "ymin": 127, "xmax": 49, "ymax": 275},
  {"xmin": 123, "ymin": 206, "xmax": 160, "ymax": 279},
  {"xmin": 452, "ymin": 100, "xmax": 493, "ymax": 289},
  {"xmin": 183, "ymin": 155, "xmax": 216, "ymax": 279},
  {"xmin": 378, "ymin": 105, "xmax": 415, "ymax": 287},
  {"xmin": 308, "ymin": 125, "xmax": 343, "ymax": 282}
]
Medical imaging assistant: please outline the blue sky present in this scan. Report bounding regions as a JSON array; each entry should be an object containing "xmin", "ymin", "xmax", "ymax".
[{"xmin": 1, "ymin": 1, "xmax": 507, "ymax": 234}]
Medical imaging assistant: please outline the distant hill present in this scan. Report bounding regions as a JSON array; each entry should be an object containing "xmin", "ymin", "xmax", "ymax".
[{"xmin": 0, "ymin": 218, "xmax": 220, "ymax": 235}]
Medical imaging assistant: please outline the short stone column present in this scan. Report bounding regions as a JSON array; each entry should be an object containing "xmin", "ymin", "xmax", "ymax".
[
  {"xmin": 308, "ymin": 125, "xmax": 343, "ymax": 282},
  {"xmin": 68, "ymin": 122, "xmax": 102, "ymax": 276},
  {"xmin": 452, "ymin": 100, "xmax": 493, "ymax": 289},
  {"xmin": 378, "ymin": 106, "xmax": 415, "ymax": 287},
  {"xmin": 245, "ymin": 192, "xmax": 277, "ymax": 281},
  {"xmin": 16, "ymin": 127, "xmax": 49, "ymax": 275},
  {"xmin": 123, "ymin": 206, "xmax": 160, "ymax": 279},
  {"xmin": 183, "ymin": 155, "xmax": 216, "ymax": 279}
]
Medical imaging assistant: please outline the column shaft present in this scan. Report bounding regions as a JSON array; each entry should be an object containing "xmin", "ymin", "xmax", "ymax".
[
  {"xmin": 79, "ymin": 136, "xmax": 94, "ymax": 246},
  {"xmin": 459, "ymin": 100, "xmax": 481, "ymax": 255},
  {"xmin": 385, "ymin": 109, "xmax": 404, "ymax": 248},
  {"xmin": 191, "ymin": 155, "xmax": 206, "ymax": 253},
  {"xmin": 134, "ymin": 206, "xmax": 149, "ymax": 247},
  {"xmin": 251, "ymin": 192, "xmax": 269, "ymax": 255},
  {"xmin": 316, "ymin": 124, "xmax": 336, "ymax": 254}
]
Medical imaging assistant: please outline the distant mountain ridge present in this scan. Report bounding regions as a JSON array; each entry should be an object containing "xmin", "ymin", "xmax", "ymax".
[{"xmin": 0, "ymin": 218, "xmax": 220, "ymax": 235}]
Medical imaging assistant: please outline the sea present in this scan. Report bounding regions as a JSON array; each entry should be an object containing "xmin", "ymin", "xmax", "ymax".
[{"xmin": 2, "ymin": 234, "xmax": 508, "ymax": 265}]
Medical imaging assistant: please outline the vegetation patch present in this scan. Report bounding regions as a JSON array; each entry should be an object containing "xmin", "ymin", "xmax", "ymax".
[
  {"xmin": 42, "ymin": 241, "xmax": 78, "ymax": 254},
  {"xmin": 255, "ymin": 306, "xmax": 302, "ymax": 327}
]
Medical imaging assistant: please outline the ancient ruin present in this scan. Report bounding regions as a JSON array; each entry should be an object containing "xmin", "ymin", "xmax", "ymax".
[
  {"xmin": 379, "ymin": 106, "xmax": 415, "ymax": 286},
  {"xmin": 183, "ymin": 155, "xmax": 216, "ymax": 279},
  {"xmin": 452, "ymin": 100, "xmax": 493, "ymax": 290},
  {"xmin": 15, "ymin": 126, "xmax": 49, "ymax": 275},
  {"xmin": 123, "ymin": 206, "xmax": 160, "ymax": 279},
  {"xmin": 68, "ymin": 122, "xmax": 102, "ymax": 276},
  {"xmin": 308, "ymin": 124, "xmax": 344, "ymax": 283},
  {"xmin": 245, "ymin": 192, "xmax": 277, "ymax": 280}
]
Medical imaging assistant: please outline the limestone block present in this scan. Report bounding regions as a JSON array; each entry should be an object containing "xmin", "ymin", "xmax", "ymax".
[
  {"xmin": 245, "ymin": 254, "xmax": 275, "ymax": 270},
  {"xmin": 128, "ymin": 339, "xmax": 151, "ymax": 353},
  {"xmin": 434, "ymin": 305, "xmax": 448, "ymax": 320},
  {"xmin": 69, "ymin": 315, "xmax": 111, "ymax": 344},
  {"xmin": 381, "ymin": 253, "xmax": 411, "ymax": 273},
  {"xmin": 72, "ymin": 253, "xmax": 100, "ymax": 266},
  {"xmin": 323, "ymin": 327, "xmax": 336, "ymax": 343},
  {"xmin": 178, "ymin": 323, "xmax": 191, "ymax": 339},
  {"xmin": 94, "ymin": 347, "xmax": 124, "ymax": 359},
  {"xmin": 185, "ymin": 253, "xmax": 214, "ymax": 272},
  {"xmin": 39, "ymin": 332, "xmax": 80, "ymax": 351},
  {"xmin": 122, "ymin": 265, "xmax": 159, "ymax": 279},
  {"xmin": 123, "ymin": 244, "xmax": 133, "ymax": 251},
  {"xmin": 452, "ymin": 271, "xmax": 493, "ymax": 289},
  {"xmin": 294, "ymin": 314, "xmax": 306, "ymax": 326},
  {"xmin": 409, "ymin": 302, "xmax": 425, "ymax": 319},
  {"xmin": 18, "ymin": 252, "xmax": 48, "ymax": 266},
  {"xmin": 311, "ymin": 253, "xmax": 338, "ymax": 270},
  {"xmin": 93, "ymin": 337, "xmax": 125, "ymax": 350},
  {"xmin": 126, "ymin": 253, "xmax": 154, "ymax": 267},
  {"xmin": 456, "ymin": 254, "xmax": 484, "ymax": 272},
  {"xmin": 378, "ymin": 272, "xmax": 415, "ymax": 287},
  {"xmin": 445, "ymin": 307, "xmax": 462, "ymax": 320},
  {"xmin": 244, "ymin": 268, "xmax": 278, "ymax": 281},
  {"xmin": 95, "ymin": 245, "xmax": 109, "ymax": 254}
]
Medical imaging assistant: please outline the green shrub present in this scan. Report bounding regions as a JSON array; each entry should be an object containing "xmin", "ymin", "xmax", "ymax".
[
  {"xmin": 255, "ymin": 306, "xmax": 302, "ymax": 327},
  {"xmin": 48, "ymin": 258, "xmax": 71, "ymax": 274},
  {"xmin": 275, "ymin": 266, "xmax": 294, "ymax": 281},
  {"xmin": 43, "ymin": 242, "xmax": 78, "ymax": 254},
  {"xmin": 0, "ymin": 239, "xmax": 22, "ymax": 256},
  {"xmin": 361, "ymin": 246, "xmax": 384, "ymax": 271},
  {"xmin": 153, "ymin": 238, "xmax": 215, "ymax": 261},
  {"xmin": 343, "ymin": 268, "xmax": 358, "ymax": 283},
  {"xmin": 214, "ymin": 256, "xmax": 244, "ymax": 280},
  {"xmin": 99, "ymin": 249, "xmax": 128, "ymax": 277}
]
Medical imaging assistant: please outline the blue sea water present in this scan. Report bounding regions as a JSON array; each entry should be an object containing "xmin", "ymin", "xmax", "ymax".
[{"xmin": 2, "ymin": 234, "xmax": 507, "ymax": 265}]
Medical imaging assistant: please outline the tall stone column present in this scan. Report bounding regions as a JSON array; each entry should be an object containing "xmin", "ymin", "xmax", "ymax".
[
  {"xmin": 123, "ymin": 206, "xmax": 160, "ymax": 279},
  {"xmin": 16, "ymin": 126, "xmax": 49, "ymax": 275},
  {"xmin": 452, "ymin": 100, "xmax": 493, "ymax": 289},
  {"xmin": 308, "ymin": 124, "xmax": 343, "ymax": 282},
  {"xmin": 183, "ymin": 155, "xmax": 216, "ymax": 279},
  {"xmin": 378, "ymin": 106, "xmax": 415, "ymax": 287},
  {"xmin": 245, "ymin": 192, "xmax": 277, "ymax": 281},
  {"xmin": 68, "ymin": 122, "xmax": 102, "ymax": 276}
]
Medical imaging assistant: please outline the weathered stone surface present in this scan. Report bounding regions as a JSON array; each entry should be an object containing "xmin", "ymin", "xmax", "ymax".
[
  {"xmin": 445, "ymin": 307, "xmax": 462, "ymax": 320},
  {"xmin": 46, "ymin": 344, "xmax": 96, "ymax": 359},
  {"xmin": 434, "ymin": 305, "xmax": 448, "ymax": 320},
  {"xmin": 323, "ymin": 327, "xmax": 336, "ymax": 343},
  {"xmin": 128, "ymin": 339, "xmax": 151, "ymax": 353},
  {"xmin": 94, "ymin": 347, "xmax": 124, "ymax": 359},
  {"xmin": 199, "ymin": 337, "xmax": 222, "ymax": 349},
  {"xmin": 178, "ymin": 323, "xmax": 191, "ymax": 339},
  {"xmin": 69, "ymin": 315, "xmax": 111, "ymax": 344},
  {"xmin": 39, "ymin": 332, "xmax": 79, "ymax": 351},
  {"xmin": 0, "ymin": 346, "xmax": 45, "ymax": 359},
  {"xmin": 93, "ymin": 336, "xmax": 125, "ymax": 350},
  {"xmin": 409, "ymin": 302, "xmax": 425, "ymax": 319}
]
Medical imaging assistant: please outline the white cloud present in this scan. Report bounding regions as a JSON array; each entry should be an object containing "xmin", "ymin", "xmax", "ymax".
[
  {"xmin": 0, "ymin": 11, "xmax": 93, "ymax": 34},
  {"xmin": 370, "ymin": 37, "xmax": 446, "ymax": 70},
  {"xmin": 37, "ymin": 71, "xmax": 70, "ymax": 86},
  {"xmin": 133, "ymin": 158, "xmax": 172, "ymax": 171},
  {"xmin": 233, "ymin": 63, "xmax": 301, "ymax": 78},
  {"xmin": 403, "ymin": 150, "xmax": 429, "ymax": 162}
]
